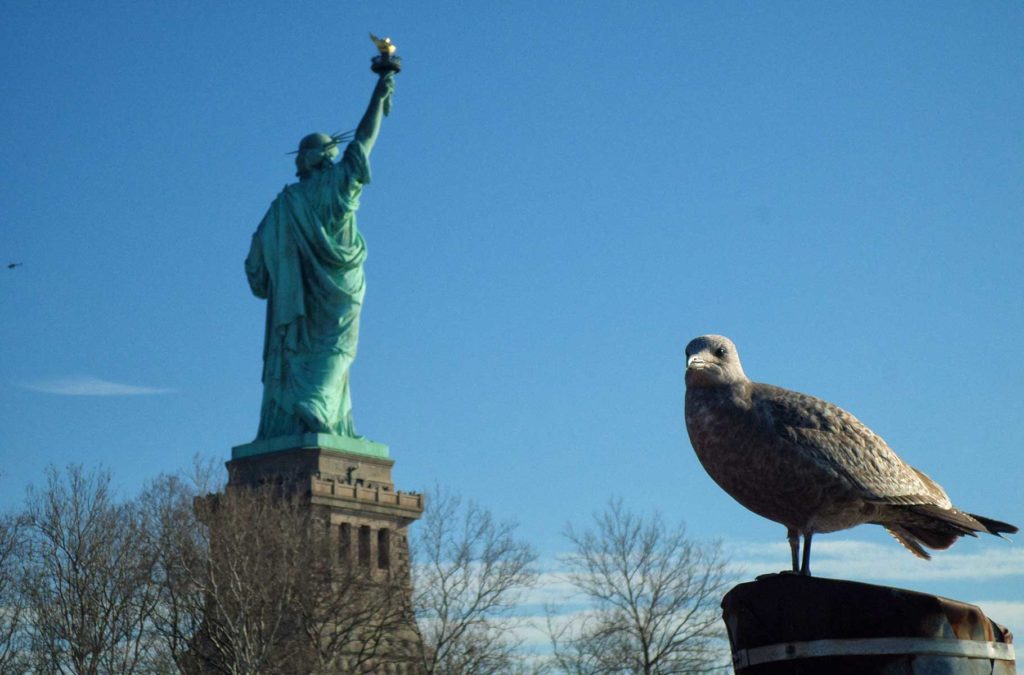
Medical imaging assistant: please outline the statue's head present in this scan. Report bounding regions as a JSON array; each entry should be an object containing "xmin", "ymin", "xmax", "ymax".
[{"xmin": 294, "ymin": 132, "xmax": 340, "ymax": 179}]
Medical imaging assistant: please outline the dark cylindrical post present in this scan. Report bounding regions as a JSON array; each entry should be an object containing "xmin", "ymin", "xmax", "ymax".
[{"xmin": 722, "ymin": 575, "xmax": 1015, "ymax": 674}]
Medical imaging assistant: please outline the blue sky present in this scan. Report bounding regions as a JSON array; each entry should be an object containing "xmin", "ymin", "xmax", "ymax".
[{"xmin": 3, "ymin": 1, "xmax": 1022, "ymax": 639}]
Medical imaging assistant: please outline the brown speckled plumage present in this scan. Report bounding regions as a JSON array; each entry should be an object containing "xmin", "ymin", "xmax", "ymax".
[{"xmin": 683, "ymin": 334, "xmax": 1017, "ymax": 575}]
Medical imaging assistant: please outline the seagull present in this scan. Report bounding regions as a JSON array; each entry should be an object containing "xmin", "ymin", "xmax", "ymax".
[{"xmin": 683, "ymin": 334, "xmax": 1017, "ymax": 576}]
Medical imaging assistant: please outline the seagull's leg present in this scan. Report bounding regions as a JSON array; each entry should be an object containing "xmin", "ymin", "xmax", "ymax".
[
  {"xmin": 787, "ymin": 528, "xmax": 800, "ymax": 572},
  {"xmin": 800, "ymin": 532, "xmax": 813, "ymax": 576}
]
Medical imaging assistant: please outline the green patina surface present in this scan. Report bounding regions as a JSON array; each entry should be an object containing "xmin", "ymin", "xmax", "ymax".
[
  {"xmin": 244, "ymin": 69, "xmax": 396, "ymax": 442},
  {"xmin": 231, "ymin": 433, "xmax": 390, "ymax": 460}
]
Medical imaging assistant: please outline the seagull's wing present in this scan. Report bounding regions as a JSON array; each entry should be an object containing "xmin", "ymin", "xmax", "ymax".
[{"xmin": 751, "ymin": 383, "xmax": 949, "ymax": 507}]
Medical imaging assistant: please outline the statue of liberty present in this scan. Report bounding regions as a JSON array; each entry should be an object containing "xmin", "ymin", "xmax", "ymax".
[{"xmin": 245, "ymin": 48, "xmax": 397, "ymax": 440}]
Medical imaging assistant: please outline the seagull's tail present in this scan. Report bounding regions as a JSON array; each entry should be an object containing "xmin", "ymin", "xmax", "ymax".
[
  {"xmin": 884, "ymin": 525, "xmax": 932, "ymax": 560},
  {"xmin": 886, "ymin": 505, "xmax": 1018, "ymax": 559},
  {"xmin": 887, "ymin": 519, "xmax": 961, "ymax": 554},
  {"xmin": 968, "ymin": 513, "xmax": 1019, "ymax": 539}
]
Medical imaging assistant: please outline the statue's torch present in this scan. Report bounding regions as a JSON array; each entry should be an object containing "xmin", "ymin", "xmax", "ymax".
[{"xmin": 369, "ymin": 33, "xmax": 401, "ymax": 74}]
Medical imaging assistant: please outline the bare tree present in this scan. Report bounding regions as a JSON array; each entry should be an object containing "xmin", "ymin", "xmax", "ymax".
[
  {"xmin": 412, "ymin": 486, "xmax": 538, "ymax": 675},
  {"xmin": 140, "ymin": 471, "xmax": 212, "ymax": 673},
  {"xmin": 550, "ymin": 499, "xmax": 731, "ymax": 675},
  {"xmin": 143, "ymin": 468, "xmax": 415, "ymax": 675},
  {"xmin": 297, "ymin": 549, "xmax": 416, "ymax": 674},
  {"xmin": 0, "ymin": 511, "xmax": 29, "ymax": 674},
  {"xmin": 151, "ymin": 481, "xmax": 312, "ymax": 675},
  {"xmin": 19, "ymin": 465, "xmax": 162, "ymax": 674}
]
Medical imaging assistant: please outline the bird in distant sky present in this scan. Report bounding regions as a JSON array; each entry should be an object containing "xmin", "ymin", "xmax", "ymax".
[
  {"xmin": 7, "ymin": 262, "xmax": 22, "ymax": 269},
  {"xmin": 683, "ymin": 334, "xmax": 1017, "ymax": 576}
]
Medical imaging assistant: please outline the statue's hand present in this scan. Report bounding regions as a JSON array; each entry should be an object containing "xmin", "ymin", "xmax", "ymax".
[
  {"xmin": 376, "ymin": 72, "xmax": 395, "ymax": 116},
  {"xmin": 376, "ymin": 72, "xmax": 396, "ymax": 98}
]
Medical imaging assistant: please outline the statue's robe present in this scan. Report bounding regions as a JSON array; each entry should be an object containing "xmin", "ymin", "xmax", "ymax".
[{"xmin": 245, "ymin": 141, "xmax": 371, "ymax": 439}]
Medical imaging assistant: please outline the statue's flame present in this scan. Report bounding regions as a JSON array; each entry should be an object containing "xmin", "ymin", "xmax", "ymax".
[{"xmin": 369, "ymin": 33, "xmax": 397, "ymax": 56}]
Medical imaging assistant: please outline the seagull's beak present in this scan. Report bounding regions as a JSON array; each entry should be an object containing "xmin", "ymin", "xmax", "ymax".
[{"xmin": 686, "ymin": 355, "xmax": 705, "ymax": 370}]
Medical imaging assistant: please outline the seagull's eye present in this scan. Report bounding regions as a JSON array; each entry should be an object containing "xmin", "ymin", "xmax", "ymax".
[{"xmin": 714, "ymin": 347, "xmax": 727, "ymax": 358}]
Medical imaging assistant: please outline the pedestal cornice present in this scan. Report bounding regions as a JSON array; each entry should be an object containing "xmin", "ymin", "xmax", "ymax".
[{"xmin": 232, "ymin": 433, "xmax": 389, "ymax": 460}]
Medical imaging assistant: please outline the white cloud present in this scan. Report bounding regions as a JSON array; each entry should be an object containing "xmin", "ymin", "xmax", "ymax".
[
  {"xmin": 513, "ymin": 550, "xmax": 1024, "ymax": 663},
  {"xmin": 518, "ymin": 571, "xmax": 585, "ymax": 608},
  {"xmin": 727, "ymin": 539, "xmax": 1024, "ymax": 582},
  {"xmin": 22, "ymin": 376, "xmax": 174, "ymax": 396}
]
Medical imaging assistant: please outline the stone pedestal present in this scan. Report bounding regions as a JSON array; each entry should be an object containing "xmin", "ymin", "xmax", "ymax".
[{"xmin": 227, "ymin": 434, "xmax": 426, "ymax": 674}]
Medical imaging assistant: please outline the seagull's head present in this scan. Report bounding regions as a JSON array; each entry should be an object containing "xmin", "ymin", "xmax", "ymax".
[{"xmin": 685, "ymin": 334, "xmax": 747, "ymax": 388}]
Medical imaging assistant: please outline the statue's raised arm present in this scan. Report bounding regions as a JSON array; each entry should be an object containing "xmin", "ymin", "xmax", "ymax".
[
  {"xmin": 244, "ymin": 41, "xmax": 401, "ymax": 442},
  {"xmin": 355, "ymin": 72, "xmax": 395, "ymax": 154}
]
